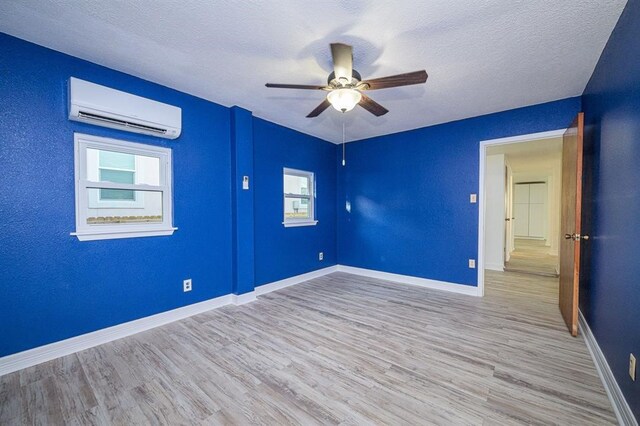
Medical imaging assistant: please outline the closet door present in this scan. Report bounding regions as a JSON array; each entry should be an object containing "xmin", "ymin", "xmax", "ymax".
[
  {"xmin": 513, "ymin": 184, "xmax": 530, "ymax": 236},
  {"xmin": 514, "ymin": 203, "xmax": 530, "ymax": 236},
  {"xmin": 528, "ymin": 183, "xmax": 547, "ymax": 237},
  {"xmin": 514, "ymin": 184, "xmax": 530, "ymax": 204},
  {"xmin": 529, "ymin": 183, "xmax": 547, "ymax": 203},
  {"xmin": 528, "ymin": 204, "xmax": 546, "ymax": 237}
]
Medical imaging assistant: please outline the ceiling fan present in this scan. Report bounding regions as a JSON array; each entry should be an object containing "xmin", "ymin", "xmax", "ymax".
[{"xmin": 265, "ymin": 43, "xmax": 428, "ymax": 118}]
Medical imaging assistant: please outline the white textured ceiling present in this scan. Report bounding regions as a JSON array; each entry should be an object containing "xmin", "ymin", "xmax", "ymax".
[{"xmin": 0, "ymin": 0, "xmax": 627, "ymax": 143}]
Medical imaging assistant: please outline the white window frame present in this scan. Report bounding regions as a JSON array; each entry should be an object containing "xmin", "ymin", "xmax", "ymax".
[
  {"xmin": 283, "ymin": 167, "xmax": 318, "ymax": 227},
  {"xmin": 71, "ymin": 133, "xmax": 176, "ymax": 241}
]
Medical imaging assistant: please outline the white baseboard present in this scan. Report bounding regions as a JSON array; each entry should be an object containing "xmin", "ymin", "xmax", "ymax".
[
  {"xmin": 0, "ymin": 266, "xmax": 340, "ymax": 377},
  {"xmin": 484, "ymin": 262, "xmax": 505, "ymax": 272},
  {"xmin": 0, "ymin": 294, "xmax": 234, "ymax": 377},
  {"xmin": 579, "ymin": 310, "xmax": 637, "ymax": 426},
  {"xmin": 1, "ymin": 264, "xmax": 479, "ymax": 376},
  {"xmin": 255, "ymin": 265, "xmax": 338, "ymax": 296},
  {"xmin": 336, "ymin": 265, "xmax": 480, "ymax": 296},
  {"xmin": 231, "ymin": 291, "xmax": 257, "ymax": 305}
]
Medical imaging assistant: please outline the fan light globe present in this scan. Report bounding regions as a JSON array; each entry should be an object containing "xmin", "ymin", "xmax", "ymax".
[{"xmin": 327, "ymin": 88, "xmax": 362, "ymax": 113}]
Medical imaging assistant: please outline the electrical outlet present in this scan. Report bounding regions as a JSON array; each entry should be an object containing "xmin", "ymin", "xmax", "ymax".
[
  {"xmin": 470, "ymin": 194, "xmax": 477, "ymax": 203},
  {"xmin": 319, "ymin": 252, "xmax": 324, "ymax": 261},
  {"xmin": 468, "ymin": 259, "xmax": 476, "ymax": 269},
  {"xmin": 183, "ymin": 279, "xmax": 192, "ymax": 292},
  {"xmin": 630, "ymin": 353, "xmax": 636, "ymax": 381}
]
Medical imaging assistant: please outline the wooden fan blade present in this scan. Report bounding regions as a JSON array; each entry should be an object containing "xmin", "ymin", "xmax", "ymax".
[
  {"xmin": 330, "ymin": 43, "xmax": 353, "ymax": 83},
  {"xmin": 265, "ymin": 83, "xmax": 327, "ymax": 90},
  {"xmin": 306, "ymin": 99, "xmax": 332, "ymax": 118},
  {"xmin": 360, "ymin": 70, "xmax": 428, "ymax": 90},
  {"xmin": 359, "ymin": 93, "xmax": 389, "ymax": 116}
]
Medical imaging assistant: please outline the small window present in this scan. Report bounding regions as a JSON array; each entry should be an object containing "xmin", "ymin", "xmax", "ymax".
[
  {"xmin": 72, "ymin": 133, "xmax": 176, "ymax": 241},
  {"xmin": 283, "ymin": 168, "xmax": 317, "ymax": 227}
]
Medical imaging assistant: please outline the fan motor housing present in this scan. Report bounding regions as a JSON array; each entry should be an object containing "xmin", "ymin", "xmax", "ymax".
[{"xmin": 328, "ymin": 70, "xmax": 362, "ymax": 87}]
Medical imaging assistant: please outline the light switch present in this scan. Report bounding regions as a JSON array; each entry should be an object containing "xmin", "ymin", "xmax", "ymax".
[
  {"xmin": 469, "ymin": 259, "xmax": 476, "ymax": 269},
  {"xmin": 242, "ymin": 176, "xmax": 249, "ymax": 190},
  {"xmin": 470, "ymin": 194, "xmax": 477, "ymax": 203}
]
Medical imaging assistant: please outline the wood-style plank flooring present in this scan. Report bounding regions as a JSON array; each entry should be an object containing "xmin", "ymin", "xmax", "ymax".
[
  {"xmin": 505, "ymin": 238, "xmax": 559, "ymax": 277},
  {"xmin": 0, "ymin": 271, "xmax": 615, "ymax": 425}
]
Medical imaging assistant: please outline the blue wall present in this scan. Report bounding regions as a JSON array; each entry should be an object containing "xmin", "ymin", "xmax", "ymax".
[
  {"xmin": 4, "ymin": 23, "xmax": 637, "ymax": 421},
  {"xmin": 0, "ymin": 33, "xmax": 233, "ymax": 356},
  {"xmin": 230, "ymin": 107, "xmax": 256, "ymax": 296},
  {"xmin": 0, "ymin": 33, "xmax": 337, "ymax": 357},
  {"xmin": 338, "ymin": 98, "xmax": 581, "ymax": 286},
  {"xmin": 253, "ymin": 118, "xmax": 338, "ymax": 286},
  {"xmin": 581, "ymin": 0, "xmax": 640, "ymax": 417}
]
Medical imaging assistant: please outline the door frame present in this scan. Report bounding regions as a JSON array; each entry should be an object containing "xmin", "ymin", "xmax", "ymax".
[{"xmin": 477, "ymin": 129, "xmax": 566, "ymax": 296}]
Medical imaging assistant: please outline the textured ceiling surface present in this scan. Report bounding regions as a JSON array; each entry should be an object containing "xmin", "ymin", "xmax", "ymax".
[{"xmin": 0, "ymin": 0, "xmax": 627, "ymax": 143}]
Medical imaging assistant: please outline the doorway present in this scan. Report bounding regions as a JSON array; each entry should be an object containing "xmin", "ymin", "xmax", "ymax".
[
  {"xmin": 507, "ymin": 176, "xmax": 560, "ymax": 277},
  {"xmin": 479, "ymin": 115, "xmax": 586, "ymax": 337},
  {"xmin": 477, "ymin": 129, "xmax": 566, "ymax": 296}
]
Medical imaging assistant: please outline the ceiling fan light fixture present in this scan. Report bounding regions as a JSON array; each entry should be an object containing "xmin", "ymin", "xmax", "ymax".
[
  {"xmin": 327, "ymin": 88, "xmax": 362, "ymax": 113},
  {"xmin": 265, "ymin": 43, "xmax": 426, "ymax": 118}
]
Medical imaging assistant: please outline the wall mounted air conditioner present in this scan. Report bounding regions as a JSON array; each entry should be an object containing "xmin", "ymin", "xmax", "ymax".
[{"xmin": 69, "ymin": 77, "xmax": 181, "ymax": 139}]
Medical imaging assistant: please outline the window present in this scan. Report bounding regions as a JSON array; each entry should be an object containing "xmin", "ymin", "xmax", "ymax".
[
  {"xmin": 283, "ymin": 168, "xmax": 317, "ymax": 227},
  {"xmin": 98, "ymin": 151, "xmax": 136, "ymax": 202},
  {"xmin": 72, "ymin": 133, "xmax": 176, "ymax": 241}
]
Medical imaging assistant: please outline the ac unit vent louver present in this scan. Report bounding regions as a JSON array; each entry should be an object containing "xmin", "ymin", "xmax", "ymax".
[
  {"xmin": 69, "ymin": 77, "xmax": 181, "ymax": 139},
  {"xmin": 77, "ymin": 111, "xmax": 168, "ymax": 135}
]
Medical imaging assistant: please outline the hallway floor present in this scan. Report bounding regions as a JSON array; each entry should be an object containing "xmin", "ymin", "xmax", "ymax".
[{"xmin": 505, "ymin": 238, "xmax": 559, "ymax": 277}]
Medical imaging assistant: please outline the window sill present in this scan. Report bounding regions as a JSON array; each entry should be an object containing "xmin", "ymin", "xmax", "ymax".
[
  {"xmin": 71, "ymin": 227, "xmax": 177, "ymax": 241},
  {"xmin": 283, "ymin": 220, "xmax": 318, "ymax": 228}
]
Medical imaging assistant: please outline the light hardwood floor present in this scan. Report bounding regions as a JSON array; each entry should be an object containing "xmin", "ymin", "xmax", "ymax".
[
  {"xmin": 505, "ymin": 238, "xmax": 559, "ymax": 277},
  {"xmin": 0, "ymin": 271, "xmax": 615, "ymax": 425}
]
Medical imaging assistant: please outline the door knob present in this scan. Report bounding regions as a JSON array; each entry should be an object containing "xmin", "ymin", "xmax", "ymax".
[
  {"xmin": 564, "ymin": 233, "xmax": 590, "ymax": 241},
  {"xmin": 505, "ymin": 218, "xmax": 510, "ymax": 222}
]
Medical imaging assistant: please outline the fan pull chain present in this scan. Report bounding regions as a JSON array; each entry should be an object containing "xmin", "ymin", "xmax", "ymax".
[{"xmin": 342, "ymin": 122, "xmax": 346, "ymax": 166}]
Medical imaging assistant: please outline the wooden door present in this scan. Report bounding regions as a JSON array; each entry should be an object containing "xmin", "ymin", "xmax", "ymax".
[{"xmin": 559, "ymin": 113, "xmax": 584, "ymax": 336}]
